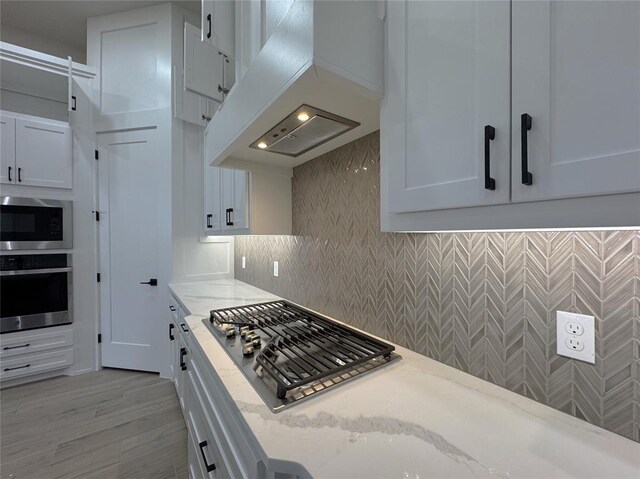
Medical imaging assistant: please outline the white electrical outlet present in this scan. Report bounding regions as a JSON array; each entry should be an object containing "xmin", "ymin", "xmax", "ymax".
[
  {"xmin": 242, "ymin": 256, "xmax": 246, "ymax": 269},
  {"xmin": 557, "ymin": 311, "xmax": 595, "ymax": 363},
  {"xmin": 273, "ymin": 261, "xmax": 279, "ymax": 277}
]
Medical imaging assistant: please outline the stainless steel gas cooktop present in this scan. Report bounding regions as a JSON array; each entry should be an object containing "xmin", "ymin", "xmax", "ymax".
[{"xmin": 205, "ymin": 300, "xmax": 400, "ymax": 412}]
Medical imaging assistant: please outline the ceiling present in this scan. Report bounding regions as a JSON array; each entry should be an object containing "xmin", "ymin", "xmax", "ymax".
[{"xmin": 0, "ymin": 1, "xmax": 200, "ymax": 55}]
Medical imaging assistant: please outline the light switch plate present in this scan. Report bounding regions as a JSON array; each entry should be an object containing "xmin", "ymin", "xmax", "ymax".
[
  {"xmin": 273, "ymin": 261, "xmax": 279, "ymax": 277},
  {"xmin": 556, "ymin": 311, "xmax": 595, "ymax": 363},
  {"xmin": 242, "ymin": 256, "xmax": 246, "ymax": 269}
]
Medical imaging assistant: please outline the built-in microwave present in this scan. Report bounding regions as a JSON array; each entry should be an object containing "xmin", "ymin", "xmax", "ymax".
[{"xmin": 0, "ymin": 197, "xmax": 72, "ymax": 250}]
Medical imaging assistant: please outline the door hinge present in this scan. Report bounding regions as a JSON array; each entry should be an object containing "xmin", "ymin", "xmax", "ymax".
[
  {"xmin": 97, "ymin": 273, "xmax": 101, "ymax": 283},
  {"xmin": 95, "ymin": 150, "xmax": 99, "ymax": 160},
  {"xmin": 98, "ymin": 334, "xmax": 102, "ymax": 344}
]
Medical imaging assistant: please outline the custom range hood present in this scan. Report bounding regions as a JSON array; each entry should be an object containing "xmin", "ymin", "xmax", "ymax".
[{"xmin": 205, "ymin": 0, "xmax": 384, "ymax": 170}]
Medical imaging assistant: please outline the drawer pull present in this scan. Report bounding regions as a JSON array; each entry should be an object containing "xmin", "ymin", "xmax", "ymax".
[
  {"xmin": 3, "ymin": 343, "xmax": 30, "ymax": 350},
  {"xmin": 198, "ymin": 440, "xmax": 216, "ymax": 472},
  {"xmin": 180, "ymin": 323, "xmax": 188, "ymax": 333},
  {"xmin": 180, "ymin": 347, "xmax": 187, "ymax": 371},
  {"xmin": 169, "ymin": 305, "xmax": 176, "ymax": 312},
  {"xmin": 169, "ymin": 323, "xmax": 175, "ymax": 341},
  {"xmin": 4, "ymin": 364, "xmax": 30, "ymax": 371}
]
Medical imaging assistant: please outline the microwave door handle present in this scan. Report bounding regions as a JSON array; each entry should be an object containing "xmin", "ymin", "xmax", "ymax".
[{"xmin": 0, "ymin": 267, "xmax": 72, "ymax": 276}]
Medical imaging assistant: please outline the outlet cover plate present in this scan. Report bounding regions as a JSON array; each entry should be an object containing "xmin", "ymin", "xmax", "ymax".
[
  {"xmin": 242, "ymin": 256, "xmax": 246, "ymax": 269},
  {"xmin": 273, "ymin": 261, "xmax": 279, "ymax": 277},
  {"xmin": 556, "ymin": 311, "xmax": 595, "ymax": 363}
]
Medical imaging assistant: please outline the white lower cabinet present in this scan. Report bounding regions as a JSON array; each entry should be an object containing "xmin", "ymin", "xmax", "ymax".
[{"xmin": 0, "ymin": 326, "xmax": 74, "ymax": 382}]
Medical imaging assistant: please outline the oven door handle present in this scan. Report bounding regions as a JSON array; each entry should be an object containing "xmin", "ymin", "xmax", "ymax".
[{"xmin": 0, "ymin": 267, "xmax": 72, "ymax": 276}]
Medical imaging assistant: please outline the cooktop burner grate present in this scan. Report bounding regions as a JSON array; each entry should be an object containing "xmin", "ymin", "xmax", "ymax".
[{"xmin": 208, "ymin": 300, "xmax": 399, "ymax": 410}]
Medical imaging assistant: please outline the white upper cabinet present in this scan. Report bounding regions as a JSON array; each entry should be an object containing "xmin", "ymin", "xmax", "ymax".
[
  {"xmin": 382, "ymin": 0, "xmax": 640, "ymax": 231},
  {"xmin": 0, "ymin": 112, "xmax": 71, "ymax": 189},
  {"xmin": 15, "ymin": 118, "xmax": 72, "ymax": 189},
  {"xmin": 0, "ymin": 115, "xmax": 16, "ymax": 184},
  {"xmin": 202, "ymin": 165, "xmax": 292, "ymax": 236},
  {"xmin": 201, "ymin": 0, "xmax": 235, "ymax": 57},
  {"xmin": 511, "ymin": 0, "xmax": 640, "ymax": 203},
  {"xmin": 203, "ymin": 164, "xmax": 222, "ymax": 232},
  {"xmin": 384, "ymin": 0, "xmax": 511, "ymax": 213}
]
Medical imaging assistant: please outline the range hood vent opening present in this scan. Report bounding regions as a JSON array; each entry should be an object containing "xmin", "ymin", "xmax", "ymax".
[{"xmin": 250, "ymin": 105, "xmax": 360, "ymax": 158}]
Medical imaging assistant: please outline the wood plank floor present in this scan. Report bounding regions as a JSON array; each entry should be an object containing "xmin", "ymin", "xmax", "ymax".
[{"xmin": 0, "ymin": 369, "xmax": 187, "ymax": 479}]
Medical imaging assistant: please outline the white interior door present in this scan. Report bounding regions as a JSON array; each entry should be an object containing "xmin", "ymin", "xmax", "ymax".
[
  {"xmin": 512, "ymin": 0, "xmax": 640, "ymax": 202},
  {"xmin": 0, "ymin": 114, "xmax": 16, "ymax": 184},
  {"xmin": 384, "ymin": 0, "xmax": 511, "ymax": 213},
  {"xmin": 98, "ymin": 128, "xmax": 163, "ymax": 372}
]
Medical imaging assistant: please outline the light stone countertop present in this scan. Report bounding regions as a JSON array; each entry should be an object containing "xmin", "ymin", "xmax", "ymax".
[{"xmin": 169, "ymin": 279, "xmax": 640, "ymax": 479}]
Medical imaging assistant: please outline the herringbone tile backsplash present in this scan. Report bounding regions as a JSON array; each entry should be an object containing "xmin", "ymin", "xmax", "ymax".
[{"xmin": 235, "ymin": 132, "xmax": 640, "ymax": 442}]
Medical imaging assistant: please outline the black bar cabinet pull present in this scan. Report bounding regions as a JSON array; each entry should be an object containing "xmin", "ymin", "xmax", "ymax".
[
  {"xmin": 3, "ymin": 343, "xmax": 30, "ymax": 350},
  {"xmin": 7, "ymin": 166, "xmax": 11, "ymax": 182},
  {"xmin": 226, "ymin": 208, "xmax": 233, "ymax": 226},
  {"xmin": 198, "ymin": 440, "xmax": 216, "ymax": 472},
  {"xmin": 140, "ymin": 278, "xmax": 158, "ymax": 286},
  {"xmin": 207, "ymin": 14, "xmax": 212, "ymax": 39},
  {"xmin": 17, "ymin": 167, "xmax": 22, "ymax": 182},
  {"xmin": 484, "ymin": 125, "xmax": 496, "ymax": 190},
  {"xmin": 169, "ymin": 324, "xmax": 175, "ymax": 341},
  {"xmin": 206, "ymin": 214, "xmax": 213, "ymax": 228},
  {"xmin": 521, "ymin": 113, "xmax": 533, "ymax": 185},
  {"xmin": 71, "ymin": 95, "xmax": 77, "ymax": 111},
  {"xmin": 179, "ymin": 347, "xmax": 187, "ymax": 370},
  {"xmin": 169, "ymin": 305, "xmax": 176, "ymax": 312},
  {"xmin": 180, "ymin": 323, "xmax": 188, "ymax": 333},
  {"xmin": 4, "ymin": 364, "xmax": 30, "ymax": 372}
]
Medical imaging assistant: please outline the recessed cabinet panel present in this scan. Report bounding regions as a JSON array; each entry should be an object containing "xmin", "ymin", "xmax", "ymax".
[
  {"xmin": 511, "ymin": 0, "xmax": 640, "ymax": 202},
  {"xmin": 231, "ymin": 170, "xmax": 248, "ymax": 230},
  {"xmin": 15, "ymin": 119, "xmax": 72, "ymax": 189},
  {"xmin": 99, "ymin": 23, "xmax": 161, "ymax": 114},
  {"xmin": 0, "ymin": 115, "xmax": 16, "ymax": 184},
  {"xmin": 185, "ymin": 22, "xmax": 224, "ymax": 102},
  {"xmin": 384, "ymin": 0, "xmax": 511, "ymax": 213}
]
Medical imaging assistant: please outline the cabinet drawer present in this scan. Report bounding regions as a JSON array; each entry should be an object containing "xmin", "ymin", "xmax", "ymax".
[
  {"xmin": 187, "ymin": 371, "xmax": 231, "ymax": 479},
  {"xmin": 0, "ymin": 347, "xmax": 73, "ymax": 381},
  {"xmin": 0, "ymin": 327, "xmax": 73, "ymax": 358}
]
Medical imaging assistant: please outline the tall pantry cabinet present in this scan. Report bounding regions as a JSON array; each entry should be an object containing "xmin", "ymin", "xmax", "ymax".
[{"xmin": 381, "ymin": 0, "xmax": 640, "ymax": 231}]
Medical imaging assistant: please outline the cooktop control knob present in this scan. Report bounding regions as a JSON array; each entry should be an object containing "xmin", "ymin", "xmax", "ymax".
[{"xmin": 242, "ymin": 342, "xmax": 254, "ymax": 356}]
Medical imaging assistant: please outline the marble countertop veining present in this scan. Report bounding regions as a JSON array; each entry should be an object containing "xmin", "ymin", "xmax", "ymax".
[{"xmin": 169, "ymin": 279, "xmax": 640, "ymax": 479}]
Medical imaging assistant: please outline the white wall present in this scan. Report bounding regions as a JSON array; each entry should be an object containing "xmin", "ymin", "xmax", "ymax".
[{"xmin": 0, "ymin": 23, "xmax": 86, "ymax": 63}]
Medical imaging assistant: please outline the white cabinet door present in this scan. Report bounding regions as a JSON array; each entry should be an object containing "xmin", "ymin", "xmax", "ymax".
[
  {"xmin": 204, "ymin": 165, "xmax": 222, "ymax": 232},
  {"xmin": 512, "ymin": 0, "xmax": 640, "ymax": 203},
  {"xmin": 185, "ymin": 22, "xmax": 225, "ymax": 102},
  {"xmin": 175, "ymin": 65, "xmax": 219, "ymax": 127},
  {"xmin": 202, "ymin": 0, "xmax": 235, "ymax": 57},
  {"xmin": 0, "ymin": 115, "xmax": 16, "ymax": 184},
  {"xmin": 383, "ymin": 0, "xmax": 511, "ymax": 213},
  {"xmin": 221, "ymin": 168, "xmax": 249, "ymax": 231},
  {"xmin": 15, "ymin": 119, "xmax": 72, "ymax": 189}
]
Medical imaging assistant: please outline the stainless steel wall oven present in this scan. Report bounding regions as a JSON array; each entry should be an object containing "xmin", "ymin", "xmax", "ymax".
[
  {"xmin": 0, "ymin": 254, "xmax": 72, "ymax": 333},
  {"xmin": 0, "ymin": 197, "xmax": 72, "ymax": 250}
]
